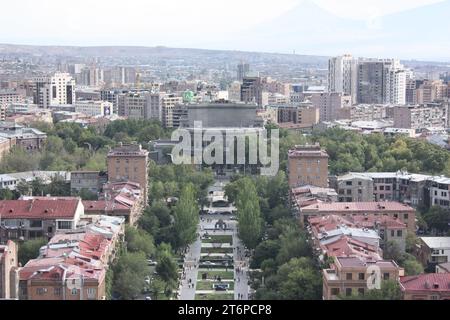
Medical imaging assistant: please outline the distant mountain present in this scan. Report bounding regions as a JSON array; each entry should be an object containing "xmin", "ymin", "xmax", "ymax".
[
  {"xmin": 0, "ymin": 43, "xmax": 329, "ymax": 64},
  {"xmin": 233, "ymin": 0, "xmax": 450, "ymax": 62}
]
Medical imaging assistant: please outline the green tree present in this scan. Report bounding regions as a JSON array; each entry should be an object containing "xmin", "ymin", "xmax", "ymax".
[
  {"xmin": 18, "ymin": 238, "xmax": 48, "ymax": 266},
  {"xmin": 277, "ymin": 257, "xmax": 322, "ymax": 300},
  {"xmin": 173, "ymin": 184, "xmax": 199, "ymax": 250},
  {"xmin": 112, "ymin": 252, "xmax": 148, "ymax": 300},
  {"xmin": 16, "ymin": 180, "xmax": 31, "ymax": 196},
  {"xmin": 236, "ymin": 178, "xmax": 263, "ymax": 250},
  {"xmin": 423, "ymin": 206, "xmax": 450, "ymax": 234},
  {"xmin": 125, "ymin": 226, "xmax": 156, "ymax": 257},
  {"xmin": 0, "ymin": 188, "xmax": 15, "ymax": 200}
]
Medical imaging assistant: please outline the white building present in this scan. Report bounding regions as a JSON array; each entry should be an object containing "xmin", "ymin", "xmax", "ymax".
[
  {"xmin": 33, "ymin": 72, "xmax": 76, "ymax": 108},
  {"xmin": 73, "ymin": 101, "xmax": 114, "ymax": 117}
]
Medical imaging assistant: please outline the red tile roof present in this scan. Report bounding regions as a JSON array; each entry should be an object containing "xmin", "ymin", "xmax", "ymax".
[
  {"xmin": 400, "ymin": 273, "xmax": 450, "ymax": 292},
  {"xmin": 302, "ymin": 201, "xmax": 414, "ymax": 212},
  {"xmin": 0, "ymin": 199, "xmax": 80, "ymax": 219}
]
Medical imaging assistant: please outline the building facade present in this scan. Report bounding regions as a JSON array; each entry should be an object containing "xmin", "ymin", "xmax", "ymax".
[{"xmin": 287, "ymin": 144, "xmax": 329, "ymax": 188}]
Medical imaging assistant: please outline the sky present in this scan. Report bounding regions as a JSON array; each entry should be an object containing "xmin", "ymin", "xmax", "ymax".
[{"xmin": 1, "ymin": 0, "xmax": 449, "ymax": 61}]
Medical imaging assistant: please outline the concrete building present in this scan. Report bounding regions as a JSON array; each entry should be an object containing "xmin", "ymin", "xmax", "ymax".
[
  {"xmin": 418, "ymin": 237, "xmax": 450, "ymax": 271},
  {"xmin": 237, "ymin": 62, "xmax": 250, "ymax": 81},
  {"xmin": 0, "ymin": 240, "xmax": 18, "ymax": 299},
  {"xmin": 328, "ymin": 55, "xmax": 358, "ymax": 104},
  {"xmin": 430, "ymin": 176, "xmax": 450, "ymax": 209},
  {"xmin": 334, "ymin": 173, "xmax": 374, "ymax": 202},
  {"xmin": 393, "ymin": 103, "xmax": 448, "ymax": 131},
  {"xmin": 106, "ymin": 143, "xmax": 149, "ymax": 201},
  {"xmin": 162, "ymin": 95, "xmax": 183, "ymax": 128},
  {"xmin": 310, "ymin": 92, "xmax": 352, "ymax": 122},
  {"xmin": 287, "ymin": 144, "xmax": 329, "ymax": 188},
  {"xmin": 0, "ymin": 89, "xmax": 25, "ymax": 106},
  {"xmin": 180, "ymin": 101, "xmax": 263, "ymax": 128},
  {"xmin": 73, "ymin": 101, "xmax": 114, "ymax": 117},
  {"xmin": 241, "ymin": 76, "xmax": 266, "ymax": 107},
  {"xmin": 416, "ymin": 80, "xmax": 448, "ymax": 104},
  {"xmin": 323, "ymin": 257, "xmax": 402, "ymax": 300},
  {"xmin": 70, "ymin": 171, "xmax": 107, "ymax": 195},
  {"xmin": 0, "ymin": 171, "xmax": 70, "ymax": 192},
  {"xmin": 333, "ymin": 171, "xmax": 432, "ymax": 208},
  {"xmin": 357, "ymin": 59, "xmax": 406, "ymax": 105},
  {"xmin": 272, "ymin": 104, "xmax": 319, "ymax": 129},
  {"xmin": 33, "ymin": 73, "xmax": 75, "ymax": 108},
  {"xmin": 117, "ymin": 91, "xmax": 164, "ymax": 121}
]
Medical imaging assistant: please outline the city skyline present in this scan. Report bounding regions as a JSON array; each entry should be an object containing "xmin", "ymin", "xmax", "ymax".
[{"xmin": 1, "ymin": 0, "xmax": 449, "ymax": 61}]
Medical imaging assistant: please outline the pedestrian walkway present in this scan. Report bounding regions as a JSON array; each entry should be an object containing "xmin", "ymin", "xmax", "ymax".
[{"xmin": 178, "ymin": 231, "xmax": 201, "ymax": 300}]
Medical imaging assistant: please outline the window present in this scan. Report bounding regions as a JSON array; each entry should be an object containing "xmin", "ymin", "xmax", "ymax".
[
  {"xmin": 397, "ymin": 230, "xmax": 402, "ymax": 237},
  {"xmin": 386, "ymin": 186, "xmax": 391, "ymax": 191},
  {"xmin": 87, "ymin": 288, "xmax": 96, "ymax": 299},
  {"xmin": 383, "ymin": 273, "xmax": 390, "ymax": 280},
  {"xmin": 331, "ymin": 288, "xmax": 340, "ymax": 296},
  {"xmin": 345, "ymin": 288, "xmax": 352, "ymax": 296},
  {"xmin": 346, "ymin": 181, "xmax": 352, "ymax": 186},
  {"xmin": 391, "ymin": 230, "xmax": 395, "ymax": 237},
  {"xmin": 346, "ymin": 273, "xmax": 352, "ymax": 280},
  {"xmin": 404, "ymin": 214, "xmax": 408, "ymax": 220},
  {"xmin": 54, "ymin": 288, "xmax": 61, "ymax": 296},
  {"xmin": 380, "ymin": 186, "xmax": 384, "ymax": 191},
  {"xmin": 36, "ymin": 288, "xmax": 45, "ymax": 295},
  {"xmin": 30, "ymin": 220, "xmax": 42, "ymax": 228},
  {"xmin": 71, "ymin": 288, "xmax": 78, "ymax": 295},
  {"xmin": 57, "ymin": 221, "xmax": 72, "ymax": 230},
  {"xmin": 358, "ymin": 273, "xmax": 365, "ymax": 280}
]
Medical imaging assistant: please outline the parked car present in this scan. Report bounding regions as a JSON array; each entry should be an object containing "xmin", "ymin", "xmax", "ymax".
[
  {"xmin": 214, "ymin": 284, "xmax": 228, "ymax": 291},
  {"xmin": 145, "ymin": 296, "xmax": 152, "ymax": 300},
  {"xmin": 147, "ymin": 259, "xmax": 158, "ymax": 266}
]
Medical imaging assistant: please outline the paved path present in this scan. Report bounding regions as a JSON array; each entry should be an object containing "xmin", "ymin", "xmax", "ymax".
[
  {"xmin": 178, "ymin": 230, "xmax": 201, "ymax": 300},
  {"xmin": 232, "ymin": 224, "xmax": 250, "ymax": 300}
]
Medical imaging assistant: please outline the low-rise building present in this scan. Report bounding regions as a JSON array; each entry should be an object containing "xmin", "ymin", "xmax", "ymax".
[
  {"xmin": 0, "ymin": 122, "xmax": 47, "ymax": 151},
  {"xmin": 323, "ymin": 256, "xmax": 402, "ymax": 300},
  {"xmin": 0, "ymin": 198, "xmax": 84, "ymax": 242},
  {"xmin": 300, "ymin": 201, "xmax": 416, "ymax": 232},
  {"xmin": 18, "ymin": 215, "xmax": 124, "ymax": 300},
  {"xmin": 83, "ymin": 181, "xmax": 144, "ymax": 225},
  {"xmin": 418, "ymin": 237, "xmax": 450, "ymax": 272},
  {"xmin": 288, "ymin": 144, "xmax": 329, "ymax": 188},
  {"xmin": 70, "ymin": 171, "xmax": 107, "ymax": 195},
  {"xmin": 400, "ymin": 273, "xmax": 450, "ymax": 300},
  {"xmin": 0, "ymin": 171, "xmax": 70, "ymax": 191}
]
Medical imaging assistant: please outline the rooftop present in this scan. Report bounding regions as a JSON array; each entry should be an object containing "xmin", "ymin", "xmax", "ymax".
[
  {"xmin": 420, "ymin": 237, "xmax": 450, "ymax": 249},
  {"xmin": 400, "ymin": 273, "xmax": 450, "ymax": 292},
  {"xmin": 0, "ymin": 198, "xmax": 80, "ymax": 219},
  {"xmin": 302, "ymin": 201, "xmax": 414, "ymax": 212}
]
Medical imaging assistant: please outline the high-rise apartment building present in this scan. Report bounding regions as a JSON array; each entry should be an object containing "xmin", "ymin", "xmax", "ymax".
[
  {"xmin": 107, "ymin": 143, "xmax": 149, "ymax": 201},
  {"xmin": 328, "ymin": 55, "xmax": 358, "ymax": 104},
  {"xmin": 33, "ymin": 73, "xmax": 75, "ymax": 108},
  {"xmin": 237, "ymin": 62, "xmax": 250, "ymax": 81},
  {"xmin": 357, "ymin": 59, "xmax": 406, "ymax": 105},
  {"xmin": 241, "ymin": 76, "xmax": 265, "ymax": 107}
]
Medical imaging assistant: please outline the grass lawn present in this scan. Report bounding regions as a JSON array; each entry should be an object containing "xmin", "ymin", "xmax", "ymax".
[
  {"xmin": 200, "ymin": 255, "xmax": 233, "ymax": 261},
  {"xmin": 202, "ymin": 235, "xmax": 233, "ymax": 244},
  {"xmin": 195, "ymin": 293, "xmax": 234, "ymax": 300},
  {"xmin": 196, "ymin": 281, "xmax": 234, "ymax": 291},
  {"xmin": 197, "ymin": 270, "xmax": 234, "ymax": 280},
  {"xmin": 201, "ymin": 247, "xmax": 233, "ymax": 254}
]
